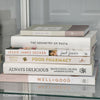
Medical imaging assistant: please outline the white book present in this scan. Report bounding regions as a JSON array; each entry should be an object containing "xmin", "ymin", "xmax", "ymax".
[
  {"xmin": 5, "ymin": 55, "xmax": 92, "ymax": 64},
  {"xmin": 5, "ymin": 47, "xmax": 92, "ymax": 57},
  {"xmin": 11, "ymin": 31, "xmax": 97, "ymax": 50},
  {"xmin": 3, "ymin": 62, "xmax": 94, "ymax": 76}
]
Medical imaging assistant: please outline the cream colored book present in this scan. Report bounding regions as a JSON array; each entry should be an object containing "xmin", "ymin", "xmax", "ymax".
[
  {"xmin": 5, "ymin": 55, "xmax": 92, "ymax": 64},
  {"xmin": 20, "ymin": 25, "xmax": 89, "ymax": 37},
  {"xmin": 3, "ymin": 62, "xmax": 94, "ymax": 76},
  {"xmin": 5, "ymin": 44, "xmax": 96, "ymax": 57}
]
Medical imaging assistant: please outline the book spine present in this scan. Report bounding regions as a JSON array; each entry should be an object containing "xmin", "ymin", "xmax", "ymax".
[
  {"xmin": 65, "ymin": 31, "xmax": 84, "ymax": 37},
  {"xmin": 20, "ymin": 31, "xmax": 86, "ymax": 37},
  {"xmin": 0, "ymin": 74, "xmax": 28, "ymax": 83},
  {"xmin": 91, "ymin": 32, "xmax": 97, "ymax": 49},
  {"xmin": 11, "ymin": 32, "xmax": 95, "ymax": 50},
  {"xmin": 11, "ymin": 31, "xmax": 97, "ymax": 50},
  {"xmin": 20, "ymin": 31, "xmax": 66, "ymax": 36},
  {"xmin": 3, "ymin": 63, "xmax": 93, "ymax": 76},
  {"xmin": 5, "ymin": 49, "xmax": 90, "ymax": 56},
  {"xmin": 28, "ymin": 75, "xmax": 95, "ymax": 85},
  {"xmin": 5, "ymin": 56, "xmax": 91, "ymax": 64},
  {"xmin": 5, "ymin": 49, "xmax": 49, "ymax": 56}
]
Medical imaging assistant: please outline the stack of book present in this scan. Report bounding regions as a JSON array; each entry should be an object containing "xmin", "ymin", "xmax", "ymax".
[{"xmin": 0, "ymin": 25, "xmax": 98, "ymax": 85}]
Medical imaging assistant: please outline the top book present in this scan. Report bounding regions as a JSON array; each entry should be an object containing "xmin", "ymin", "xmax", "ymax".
[{"xmin": 20, "ymin": 25, "xmax": 89, "ymax": 37}]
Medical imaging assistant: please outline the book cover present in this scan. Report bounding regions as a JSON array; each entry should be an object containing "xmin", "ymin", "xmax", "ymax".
[
  {"xmin": 11, "ymin": 31, "xmax": 97, "ymax": 50},
  {"xmin": 3, "ymin": 62, "xmax": 94, "ymax": 76},
  {"xmin": 5, "ymin": 55, "xmax": 92, "ymax": 64},
  {"xmin": 20, "ymin": 25, "xmax": 89, "ymax": 37},
  {"xmin": 1, "ymin": 66, "xmax": 98, "ymax": 85}
]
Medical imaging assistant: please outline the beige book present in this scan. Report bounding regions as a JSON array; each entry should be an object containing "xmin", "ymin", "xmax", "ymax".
[
  {"xmin": 3, "ymin": 62, "xmax": 94, "ymax": 76},
  {"xmin": 20, "ymin": 25, "xmax": 89, "ymax": 37},
  {"xmin": 5, "ymin": 55, "xmax": 92, "ymax": 64}
]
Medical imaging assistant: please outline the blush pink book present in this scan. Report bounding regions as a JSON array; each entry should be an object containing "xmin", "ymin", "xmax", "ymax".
[{"xmin": 0, "ymin": 74, "xmax": 28, "ymax": 82}]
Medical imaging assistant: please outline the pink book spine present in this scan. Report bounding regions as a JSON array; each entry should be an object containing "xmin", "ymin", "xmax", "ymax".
[
  {"xmin": 0, "ymin": 74, "xmax": 28, "ymax": 82},
  {"xmin": 65, "ymin": 31, "xmax": 84, "ymax": 36}
]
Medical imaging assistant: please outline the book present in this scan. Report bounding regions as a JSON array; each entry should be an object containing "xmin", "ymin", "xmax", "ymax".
[
  {"xmin": 28, "ymin": 66, "xmax": 98, "ymax": 85},
  {"xmin": 20, "ymin": 25, "xmax": 89, "ymax": 37},
  {"xmin": 11, "ymin": 31, "xmax": 97, "ymax": 50},
  {"xmin": 5, "ymin": 47, "xmax": 94, "ymax": 57},
  {"xmin": 3, "ymin": 62, "xmax": 94, "ymax": 76},
  {"xmin": 5, "ymin": 55, "xmax": 92, "ymax": 64},
  {"xmin": 1, "ymin": 66, "xmax": 98, "ymax": 85}
]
